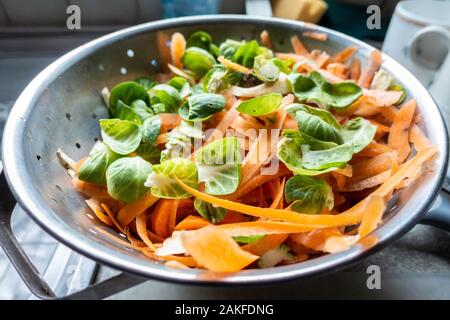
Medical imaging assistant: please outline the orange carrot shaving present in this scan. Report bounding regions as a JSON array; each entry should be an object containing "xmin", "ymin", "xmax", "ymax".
[
  {"xmin": 323, "ymin": 234, "xmax": 359, "ymax": 253},
  {"xmin": 260, "ymin": 30, "xmax": 272, "ymax": 49},
  {"xmin": 176, "ymin": 177, "xmax": 366, "ymax": 228},
  {"xmin": 358, "ymin": 49, "xmax": 382, "ymax": 88},
  {"xmin": 358, "ymin": 141, "xmax": 392, "ymax": 157},
  {"xmin": 350, "ymin": 152, "xmax": 396, "ymax": 182},
  {"xmin": 72, "ymin": 178, "xmax": 110, "ymax": 199},
  {"xmin": 380, "ymin": 105, "xmax": 399, "ymax": 122},
  {"xmin": 374, "ymin": 146, "xmax": 437, "ymax": 198},
  {"xmin": 136, "ymin": 212, "xmax": 156, "ymax": 251},
  {"xmin": 150, "ymin": 199, "xmax": 178, "ymax": 238},
  {"xmin": 175, "ymin": 215, "xmax": 210, "ymax": 231},
  {"xmin": 326, "ymin": 62, "xmax": 347, "ymax": 78},
  {"xmin": 242, "ymin": 234, "xmax": 288, "ymax": 256},
  {"xmin": 216, "ymin": 221, "xmax": 314, "ymax": 236},
  {"xmin": 170, "ymin": 32, "xmax": 186, "ymax": 68},
  {"xmin": 85, "ymin": 198, "xmax": 113, "ymax": 227},
  {"xmin": 182, "ymin": 227, "xmax": 259, "ymax": 272},
  {"xmin": 240, "ymin": 95, "xmax": 292, "ymax": 186},
  {"xmin": 349, "ymin": 58, "xmax": 361, "ymax": 81},
  {"xmin": 217, "ymin": 56, "xmax": 251, "ymax": 74},
  {"xmin": 302, "ymin": 31, "xmax": 328, "ymax": 42},
  {"xmin": 283, "ymin": 117, "xmax": 298, "ymax": 129},
  {"xmin": 270, "ymin": 178, "xmax": 285, "ymax": 209},
  {"xmin": 155, "ymin": 132, "xmax": 169, "ymax": 145},
  {"xmin": 388, "ymin": 100, "xmax": 416, "ymax": 163},
  {"xmin": 358, "ymin": 195, "xmax": 386, "ymax": 238},
  {"xmin": 159, "ymin": 113, "xmax": 181, "ymax": 133},
  {"xmin": 341, "ymin": 169, "xmax": 392, "ymax": 192},
  {"xmin": 117, "ymin": 192, "xmax": 158, "ymax": 227},
  {"xmin": 290, "ymin": 228, "xmax": 342, "ymax": 252},
  {"xmin": 332, "ymin": 46, "xmax": 357, "ymax": 63},
  {"xmin": 205, "ymin": 99, "xmax": 241, "ymax": 143},
  {"xmin": 219, "ymin": 211, "xmax": 247, "ymax": 224},
  {"xmin": 363, "ymin": 89, "xmax": 403, "ymax": 107},
  {"xmin": 335, "ymin": 165, "xmax": 353, "ymax": 177},
  {"xmin": 312, "ymin": 50, "xmax": 330, "ymax": 68},
  {"xmin": 410, "ymin": 124, "xmax": 431, "ymax": 152},
  {"xmin": 332, "ymin": 172, "xmax": 347, "ymax": 190},
  {"xmin": 290, "ymin": 35, "xmax": 309, "ymax": 56}
]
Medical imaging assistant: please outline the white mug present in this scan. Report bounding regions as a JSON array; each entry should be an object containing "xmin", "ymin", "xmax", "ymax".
[{"xmin": 383, "ymin": 0, "xmax": 450, "ymax": 124}]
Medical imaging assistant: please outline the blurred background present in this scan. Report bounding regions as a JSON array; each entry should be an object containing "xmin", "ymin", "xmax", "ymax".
[{"xmin": 0, "ymin": 0, "xmax": 449, "ymax": 300}]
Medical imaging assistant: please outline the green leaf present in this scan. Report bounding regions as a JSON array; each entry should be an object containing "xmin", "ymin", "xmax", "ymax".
[
  {"xmin": 300, "ymin": 143, "xmax": 353, "ymax": 170},
  {"xmin": 340, "ymin": 117, "xmax": 377, "ymax": 153},
  {"xmin": 100, "ymin": 119, "xmax": 142, "ymax": 155},
  {"xmin": 194, "ymin": 198, "xmax": 227, "ymax": 224},
  {"xmin": 219, "ymin": 39, "xmax": 245, "ymax": 58},
  {"xmin": 179, "ymin": 93, "xmax": 226, "ymax": 121},
  {"xmin": 130, "ymin": 99, "xmax": 154, "ymax": 120},
  {"xmin": 141, "ymin": 115, "xmax": 161, "ymax": 145},
  {"xmin": 232, "ymin": 40, "xmax": 271, "ymax": 68},
  {"xmin": 115, "ymin": 100, "xmax": 143, "ymax": 124},
  {"xmin": 145, "ymin": 158, "xmax": 198, "ymax": 199},
  {"xmin": 178, "ymin": 120, "xmax": 203, "ymax": 139},
  {"xmin": 233, "ymin": 235, "xmax": 265, "ymax": 244},
  {"xmin": 277, "ymin": 130, "xmax": 344, "ymax": 175},
  {"xmin": 195, "ymin": 137, "xmax": 242, "ymax": 195},
  {"xmin": 134, "ymin": 76, "xmax": 156, "ymax": 90},
  {"xmin": 186, "ymin": 31, "xmax": 213, "ymax": 52},
  {"xmin": 253, "ymin": 55, "xmax": 280, "ymax": 82},
  {"xmin": 202, "ymin": 64, "xmax": 240, "ymax": 93},
  {"xmin": 105, "ymin": 156, "xmax": 152, "ymax": 203},
  {"xmin": 167, "ymin": 76, "xmax": 191, "ymax": 98},
  {"xmin": 285, "ymin": 103, "xmax": 341, "ymax": 129},
  {"xmin": 109, "ymin": 81, "xmax": 149, "ymax": 116},
  {"xmin": 295, "ymin": 110, "xmax": 343, "ymax": 144},
  {"xmin": 181, "ymin": 47, "xmax": 216, "ymax": 79},
  {"xmin": 288, "ymin": 71, "xmax": 362, "ymax": 110},
  {"xmin": 114, "ymin": 99, "xmax": 153, "ymax": 124},
  {"xmin": 236, "ymin": 93, "xmax": 283, "ymax": 116},
  {"xmin": 273, "ymin": 58, "xmax": 292, "ymax": 74},
  {"xmin": 136, "ymin": 144, "xmax": 161, "ymax": 164},
  {"xmin": 78, "ymin": 142, "xmax": 121, "ymax": 185},
  {"xmin": 285, "ymin": 175, "xmax": 334, "ymax": 215},
  {"xmin": 149, "ymin": 84, "xmax": 182, "ymax": 114}
]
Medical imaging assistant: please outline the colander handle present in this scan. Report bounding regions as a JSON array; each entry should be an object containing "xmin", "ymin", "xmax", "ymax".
[
  {"xmin": 0, "ymin": 172, "xmax": 144, "ymax": 299},
  {"xmin": 420, "ymin": 189, "xmax": 450, "ymax": 232},
  {"xmin": 0, "ymin": 172, "xmax": 56, "ymax": 299}
]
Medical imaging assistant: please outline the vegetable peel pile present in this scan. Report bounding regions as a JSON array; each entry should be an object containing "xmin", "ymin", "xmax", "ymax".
[{"xmin": 60, "ymin": 30, "xmax": 438, "ymax": 273}]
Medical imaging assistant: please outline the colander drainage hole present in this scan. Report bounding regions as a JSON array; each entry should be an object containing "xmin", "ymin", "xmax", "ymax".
[
  {"xmin": 65, "ymin": 113, "xmax": 72, "ymax": 120},
  {"xmin": 75, "ymin": 142, "xmax": 81, "ymax": 149},
  {"xmin": 36, "ymin": 155, "xmax": 41, "ymax": 161}
]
